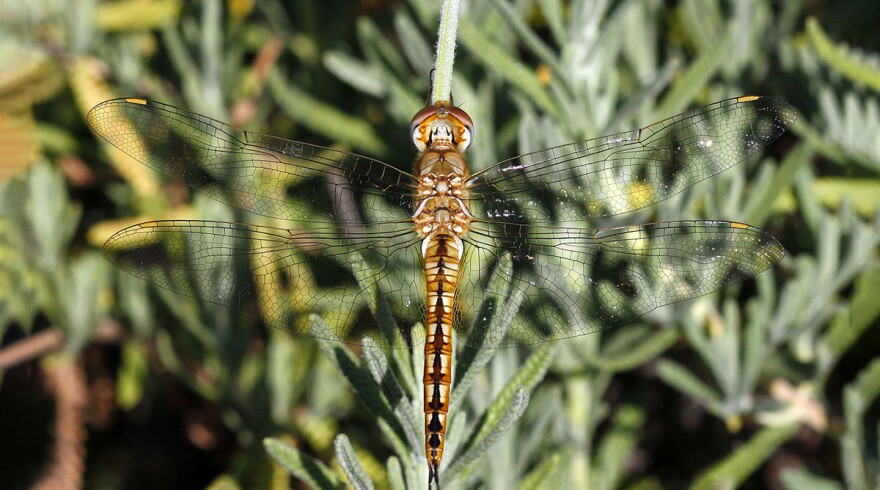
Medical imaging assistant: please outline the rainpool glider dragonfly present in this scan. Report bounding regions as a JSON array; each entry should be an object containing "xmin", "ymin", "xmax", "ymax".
[{"xmin": 88, "ymin": 94, "xmax": 795, "ymax": 485}]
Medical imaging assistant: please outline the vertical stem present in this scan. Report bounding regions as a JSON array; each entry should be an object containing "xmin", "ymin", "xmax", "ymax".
[
  {"xmin": 431, "ymin": 0, "xmax": 461, "ymax": 103},
  {"xmin": 201, "ymin": 0, "xmax": 223, "ymax": 115}
]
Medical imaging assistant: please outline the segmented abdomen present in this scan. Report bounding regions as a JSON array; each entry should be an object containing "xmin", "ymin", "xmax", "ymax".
[{"xmin": 422, "ymin": 234, "xmax": 461, "ymax": 477}]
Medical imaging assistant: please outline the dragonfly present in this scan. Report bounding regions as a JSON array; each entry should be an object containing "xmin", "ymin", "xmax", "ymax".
[{"xmin": 88, "ymin": 95, "xmax": 795, "ymax": 485}]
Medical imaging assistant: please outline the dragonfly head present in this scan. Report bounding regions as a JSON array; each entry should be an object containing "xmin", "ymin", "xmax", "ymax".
[{"xmin": 410, "ymin": 101, "xmax": 473, "ymax": 153}]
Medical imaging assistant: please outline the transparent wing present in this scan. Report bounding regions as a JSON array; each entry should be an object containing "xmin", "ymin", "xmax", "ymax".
[
  {"xmin": 87, "ymin": 98, "xmax": 419, "ymax": 222},
  {"xmin": 102, "ymin": 219, "xmax": 426, "ymax": 348},
  {"xmin": 467, "ymin": 96, "xmax": 797, "ymax": 221},
  {"xmin": 455, "ymin": 220, "xmax": 784, "ymax": 347},
  {"xmin": 92, "ymin": 97, "xmax": 790, "ymax": 349}
]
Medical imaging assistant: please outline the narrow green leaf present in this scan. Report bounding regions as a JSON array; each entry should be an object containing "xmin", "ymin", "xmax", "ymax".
[
  {"xmin": 26, "ymin": 163, "xmax": 80, "ymax": 272},
  {"xmin": 813, "ymin": 178, "xmax": 880, "ymax": 217},
  {"xmin": 678, "ymin": 0, "xmax": 724, "ymax": 52},
  {"xmin": 0, "ymin": 216, "xmax": 38, "ymax": 330},
  {"xmin": 204, "ymin": 474, "xmax": 241, "ymax": 490},
  {"xmin": 849, "ymin": 357, "xmax": 880, "ymax": 412},
  {"xmin": 356, "ymin": 17, "xmax": 410, "ymax": 81},
  {"xmin": 536, "ymin": 0, "xmax": 566, "ymax": 47},
  {"xmin": 322, "ymin": 51, "xmax": 387, "ymax": 97},
  {"xmin": 385, "ymin": 456, "xmax": 408, "ymax": 490},
  {"xmin": 458, "ymin": 21, "xmax": 561, "ymax": 120},
  {"xmin": 267, "ymin": 70, "xmax": 387, "ymax": 156},
  {"xmin": 95, "ymin": 0, "xmax": 180, "ymax": 30},
  {"xmin": 453, "ymin": 254, "xmax": 519, "ymax": 410},
  {"xmin": 395, "ymin": 10, "xmax": 433, "ymax": 78},
  {"xmin": 117, "ymin": 341, "xmax": 148, "ymax": 410},
  {"xmin": 263, "ymin": 437, "xmax": 344, "ymax": 489},
  {"xmin": 335, "ymin": 435, "xmax": 374, "ymax": 490},
  {"xmin": 392, "ymin": 344, "xmax": 418, "ymax": 404},
  {"xmin": 160, "ymin": 25, "xmax": 206, "ymax": 115},
  {"xmin": 840, "ymin": 359, "xmax": 880, "ymax": 490},
  {"xmin": 842, "ymin": 386, "xmax": 867, "ymax": 489},
  {"xmin": 780, "ymin": 466, "xmax": 843, "ymax": 490},
  {"xmin": 312, "ymin": 318, "xmax": 409, "ymax": 454},
  {"xmin": 822, "ymin": 264, "xmax": 880, "ymax": 363},
  {"xmin": 745, "ymin": 142, "xmax": 814, "ymax": 226},
  {"xmin": 656, "ymin": 359, "xmax": 723, "ymax": 407},
  {"xmin": 467, "ymin": 342, "xmax": 557, "ymax": 449},
  {"xmin": 444, "ymin": 388, "xmax": 530, "ymax": 483},
  {"xmin": 585, "ymin": 328, "xmax": 679, "ymax": 372},
  {"xmin": 791, "ymin": 117, "xmax": 878, "ymax": 170},
  {"xmin": 520, "ymin": 452, "xmax": 562, "ymax": 490},
  {"xmin": 655, "ymin": 23, "xmax": 735, "ymax": 117},
  {"xmin": 362, "ymin": 338, "xmax": 421, "ymax": 450},
  {"xmin": 487, "ymin": 0, "xmax": 561, "ymax": 75},
  {"xmin": 442, "ymin": 408, "xmax": 468, "ymax": 469},
  {"xmin": 591, "ymin": 404, "xmax": 646, "ymax": 490},
  {"xmin": 266, "ymin": 333, "xmax": 298, "ymax": 423},
  {"xmin": 61, "ymin": 253, "xmax": 107, "ymax": 351},
  {"xmin": 691, "ymin": 423, "xmax": 799, "ymax": 490},
  {"xmin": 807, "ymin": 17, "xmax": 880, "ymax": 93}
]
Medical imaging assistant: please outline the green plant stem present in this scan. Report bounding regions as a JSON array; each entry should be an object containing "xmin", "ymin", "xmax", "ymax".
[{"xmin": 431, "ymin": 0, "xmax": 461, "ymax": 103}]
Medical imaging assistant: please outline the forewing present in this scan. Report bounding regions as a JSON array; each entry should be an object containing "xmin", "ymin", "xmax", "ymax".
[
  {"xmin": 87, "ymin": 98, "xmax": 418, "ymax": 222},
  {"xmin": 467, "ymin": 96, "xmax": 797, "ymax": 221}
]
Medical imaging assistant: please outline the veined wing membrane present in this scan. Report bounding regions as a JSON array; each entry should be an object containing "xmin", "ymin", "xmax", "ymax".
[
  {"xmin": 87, "ymin": 98, "xmax": 419, "ymax": 222},
  {"xmin": 467, "ymin": 96, "xmax": 797, "ymax": 222},
  {"xmin": 102, "ymin": 219, "xmax": 425, "ymax": 347},
  {"xmin": 456, "ymin": 220, "xmax": 784, "ymax": 347}
]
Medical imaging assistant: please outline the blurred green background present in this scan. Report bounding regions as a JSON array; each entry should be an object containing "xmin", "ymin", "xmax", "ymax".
[{"xmin": 1, "ymin": 0, "xmax": 880, "ymax": 488}]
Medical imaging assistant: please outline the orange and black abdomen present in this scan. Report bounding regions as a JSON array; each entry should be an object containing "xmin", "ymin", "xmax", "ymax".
[{"xmin": 422, "ymin": 234, "xmax": 461, "ymax": 482}]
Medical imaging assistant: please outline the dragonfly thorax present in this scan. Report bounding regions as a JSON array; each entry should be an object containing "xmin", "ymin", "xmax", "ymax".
[
  {"xmin": 419, "ymin": 174, "xmax": 465, "ymax": 198},
  {"xmin": 413, "ymin": 148, "xmax": 473, "ymax": 246},
  {"xmin": 415, "ymin": 148, "xmax": 469, "ymax": 177},
  {"xmin": 413, "ymin": 168, "xmax": 472, "ymax": 258}
]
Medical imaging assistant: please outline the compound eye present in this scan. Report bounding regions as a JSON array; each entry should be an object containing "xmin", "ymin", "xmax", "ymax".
[
  {"xmin": 446, "ymin": 106, "xmax": 474, "ymax": 151},
  {"xmin": 410, "ymin": 105, "xmax": 438, "ymax": 151},
  {"xmin": 446, "ymin": 106, "xmax": 473, "ymax": 131}
]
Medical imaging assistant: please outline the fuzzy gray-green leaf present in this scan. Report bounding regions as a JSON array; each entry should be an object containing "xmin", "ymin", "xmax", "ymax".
[{"xmin": 264, "ymin": 437, "xmax": 344, "ymax": 489}]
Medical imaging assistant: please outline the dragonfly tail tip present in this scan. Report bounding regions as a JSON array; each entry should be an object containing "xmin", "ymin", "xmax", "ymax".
[{"xmin": 428, "ymin": 462, "xmax": 440, "ymax": 488}]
